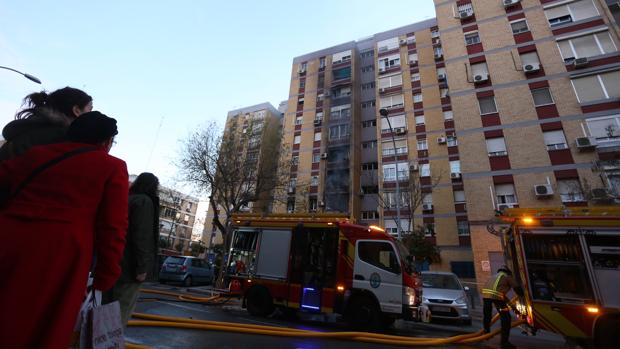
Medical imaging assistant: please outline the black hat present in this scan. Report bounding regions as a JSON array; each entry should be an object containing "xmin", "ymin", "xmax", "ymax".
[{"xmin": 67, "ymin": 111, "xmax": 118, "ymax": 144}]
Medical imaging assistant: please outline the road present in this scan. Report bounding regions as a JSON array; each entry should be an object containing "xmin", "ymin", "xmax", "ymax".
[{"xmin": 125, "ymin": 283, "xmax": 570, "ymax": 349}]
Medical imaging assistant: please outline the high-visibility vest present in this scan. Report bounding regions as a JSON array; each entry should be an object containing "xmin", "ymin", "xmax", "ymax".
[{"xmin": 482, "ymin": 272, "xmax": 508, "ymax": 300}]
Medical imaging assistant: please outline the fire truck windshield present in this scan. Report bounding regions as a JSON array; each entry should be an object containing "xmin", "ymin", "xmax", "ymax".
[{"xmin": 396, "ymin": 240, "xmax": 415, "ymax": 274}]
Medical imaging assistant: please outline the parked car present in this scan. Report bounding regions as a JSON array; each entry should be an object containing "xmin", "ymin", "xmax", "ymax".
[
  {"xmin": 421, "ymin": 271, "xmax": 472, "ymax": 325},
  {"xmin": 159, "ymin": 256, "xmax": 214, "ymax": 287}
]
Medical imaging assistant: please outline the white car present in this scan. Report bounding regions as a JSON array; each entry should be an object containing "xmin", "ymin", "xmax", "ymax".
[{"xmin": 421, "ymin": 271, "xmax": 472, "ymax": 325}]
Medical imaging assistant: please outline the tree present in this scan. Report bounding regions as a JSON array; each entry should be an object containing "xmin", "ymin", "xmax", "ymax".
[
  {"xmin": 174, "ymin": 242, "xmax": 184, "ymax": 253},
  {"xmin": 402, "ymin": 226, "xmax": 441, "ymax": 269}
]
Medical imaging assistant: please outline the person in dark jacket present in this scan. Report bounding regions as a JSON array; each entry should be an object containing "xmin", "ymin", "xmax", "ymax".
[
  {"xmin": 0, "ymin": 111, "xmax": 128, "ymax": 349},
  {"xmin": 0, "ymin": 87, "xmax": 92, "ymax": 161},
  {"xmin": 482, "ymin": 265, "xmax": 524, "ymax": 349},
  {"xmin": 105, "ymin": 172, "xmax": 160, "ymax": 325}
]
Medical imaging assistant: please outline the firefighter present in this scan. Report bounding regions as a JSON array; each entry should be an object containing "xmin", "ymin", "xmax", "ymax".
[{"xmin": 482, "ymin": 265, "xmax": 524, "ymax": 349}]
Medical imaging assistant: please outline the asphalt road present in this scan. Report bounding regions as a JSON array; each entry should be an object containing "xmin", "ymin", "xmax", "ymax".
[{"xmin": 125, "ymin": 283, "xmax": 570, "ymax": 349}]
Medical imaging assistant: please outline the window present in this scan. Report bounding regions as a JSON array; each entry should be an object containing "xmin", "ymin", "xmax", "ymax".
[
  {"xmin": 315, "ymin": 112, "xmax": 324, "ymax": 122},
  {"xmin": 378, "ymin": 37, "xmax": 399, "ymax": 52},
  {"xmin": 458, "ymin": 3, "xmax": 474, "ymax": 16},
  {"xmin": 545, "ymin": 0, "xmax": 599, "ymax": 27},
  {"xmin": 440, "ymin": 88, "xmax": 449, "ymax": 98},
  {"xmin": 557, "ymin": 31, "xmax": 617, "ymax": 61},
  {"xmin": 332, "ymin": 50, "xmax": 352, "ymax": 63},
  {"xmin": 511, "ymin": 19, "xmax": 529, "ymax": 34},
  {"xmin": 543, "ymin": 130, "xmax": 568, "ymax": 150},
  {"xmin": 471, "ymin": 62, "xmax": 489, "ymax": 80},
  {"xmin": 411, "ymin": 73, "xmax": 421, "ymax": 81},
  {"xmin": 319, "ymin": 57, "xmax": 326, "ymax": 69},
  {"xmin": 314, "ymin": 132, "xmax": 322, "ymax": 141},
  {"xmin": 312, "ymin": 153, "xmax": 321, "ymax": 163},
  {"xmin": 334, "ymin": 86, "xmax": 352, "ymax": 98},
  {"xmin": 361, "ymin": 65, "xmax": 375, "ymax": 73},
  {"xmin": 298, "ymin": 62, "xmax": 307, "ymax": 73},
  {"xmin": 572, "ymin": 71, "xmax": 620, "ymax": 103},
  {"xmin": 378, "ymin": 54, "xmax": 401, "ymax": 71},
  {"xmin": 423, "ymin": 193, "xmax": 433, "ymax": 206},
  {"xmin": 437, "ymin": 67, "xmax": 447, "ymax": 78},
  {"xmin": 382, "ymin": 162, "xmax": 409, "ymax": 181},
  {"xmin": 409, "ymin": 53, "xmax": 419, "ymax": 64},
  {"xmin": 287, "ymin": 199, "xmax": 295, "ymax": 213},
  {"xmin": 309, "ymin": 198, "xmax": 318, "ymax": 211},
  {"xmin": 360, "ymin": 50, "xmax": 374, "ymax": 58},
  {"xmin": 361, "ymin": 100, "xmax": 376, "ymax": 109},
  {"xmin": 495, "ymin": 183, "xmax": 517, "ymax": 204},
  {"xmin": 379, "ymin": 74, "xmax": 403, "ymax": 89},
  {"xmin": 523, "ymin": 234, "xmax": 594, "ymax": 303},
  {"xmin": 413, "ymin": 93, "xmax": 423, "ymax": 103},
  {"xmin": 478, "ymin": 96, "xmax": 498, "ymax": 114},
  {"xmin": 457, "ymin": 221, "xmax": 470, "ymax": 236},
  {"xmin": 450, "ymin": 160, "xmax": 461, "ymax": 174},
  {"xmin": 454, "ymin": 190, "xmax": 466, "ymax": 203},
  {"xmin": 443, "ymin": 111, "xmax": 454, "ymax": 120},
  {"xmin": 521, "ymin": 51, "xmax": 540, "ymax": 67},
  {"xmin": 407, "ymin": 35, "xmax": 416, "ymax": 44},
  {"xmin": 558, "ymin": 179, "xmax": 585, "ymax": 202},
  {"xmin": 417, "ymin": 139, "xmax": 428, "ymax": 150},
  {"xmin": 532, "ymin": 88, "xmax": 554, "ymax": 106},
  {"xmin": 383, "ymin": 192, "xmax": 407, "ymax": 208},
  {"xmin": 451, "ymin": 261, "xmax": 475, "ymax": 278},
  {"xmin": 293, "ymin": 135, "xmax": 301, "ymax": 144},
  {"xmin": 295, "ymin": 116, "xmax": 303, "ymax": 125},
  {"xmin": 330, "ymin": 104, "xmax": 351, "ymax": 119},
  {"xmin": 289, "ymin": 178, "xmax": 297, "ymax": 192},
  {"xmin": 362, "ymin": 119, "xmax": 377, "ymax": 128},
  {"xmin": 464, "ymin": 31, "xmax": 481, "ymax": 45},
  {"xmin": 447, "ymin": 135, "xmax": 458, "ymax": 146},
  {"xmin": 586, "ymin": 114, "xmax": 620, "ymax": 144},
  {"xmin": 423, "ymin": 223, "xmax": 435, "ymax": 237},
  {"xmin": 362, "ymin": 185, "xmax": 379, "ymax": 194},
  {"xmin": 357, "ymin": 241, "xmax": 400, "ymax": 274},
  {"xmin": 333, "ymin": 67, "xmax": 351, "ymax": 80},
  {"xmin": 300, "ymin": 80, "xmax": 305, "ymax": 88},
  {"xmin": 420, "ymin": 163, "xmax": 431, "ymax": 177},
  {"xmin": 318, "ymin": 75, "xmax": 325, "ymax": 87},
  {"xmin": 310, "ymin": 175, "xmax": 319, "ymax": 186},
  {"xmin": 361, "ymin": 82, "xmax": 375, "ymax": 90},
  {"xmin": 298, "ymin": 97, "xmax": 305, "ymax": 105},
  {"xmin": 379, "ymin": 94, "xmax": 405, "ymax": 109},
  {"xmin": 362, "ymin": 140, "xmax": 377, "ymax": 149},
  {"xmin": 361, "ymin": 162, "xmax": 378, "ymax": 171},
  {"xmin": 361, "ymin": 211, "xmax": 380, "ymax": 220},
  {"xmin": 329, "ymin": 124, "xmax": 350, "ymax": 140},
  {"xmin": 415, "ymin": 115, "xmax": 425, "ymax": 125},
  {"xmin": 434, "ymin": 46, "xmax": 443, "ymax": 57},
  {"xmin": 382, "ymin": 140, "xmax": 408, "ymax": 156},
  {"xmin": 380, "ymin": 114, "xmax": 406, "ymax": 133},
  {"xmin": 431, "ymin": 29, "xmax": 440, "ymax": 38},
  {"xmin": 292, "ymin": 155, "xmax": 299, "ymax": 165},
  {"xmin": 486, "ymin": 137, "xmax": 507, "ymax": 156}
]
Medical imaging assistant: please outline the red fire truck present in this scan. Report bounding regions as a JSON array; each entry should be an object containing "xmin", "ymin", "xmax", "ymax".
[
  {"xmin": 498, "ymin": 207, "xmax": 620, "ymax": 349},
  {"xmin": 224, "ymin": 213, "xmax": 428, "ymax": 328}
]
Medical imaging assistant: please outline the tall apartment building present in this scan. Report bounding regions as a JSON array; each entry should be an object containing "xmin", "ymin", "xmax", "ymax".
[
  {"xmin": 278, "ymin": 0, "xmax": 620, "ymax": 285},
  {"xmin": 203, "ymin": 102, "xmax": 283, "ymax": 248}
]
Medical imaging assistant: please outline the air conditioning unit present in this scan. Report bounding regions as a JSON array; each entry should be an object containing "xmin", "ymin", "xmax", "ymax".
[
  {"xmin": 573, "ymin": 57, "xmax": 589, "ymax": 68},
  {"xmin": 399, "ymin": 38, "xmax": 407, "ymax": 46},
  {"xmin": 319, "ymin": 201, "xmax": 326, "ymax": 207},
  {"xmin": 503, "ymin": 0, "xmax": 520, "ymax": 7},
  {"xmin": 437, "ymin": 136, "xmax": 447, "ymax": 144},
  {"xmin": 410, "ymin": 164, "xmax": 419, "ymax": 171},
  {"xmin": 379, "ymin": 87, "xmax": 387, "ymax": 93},
  {"xmin": 434, "ymin": 52, "xmax": 443, "ymax": 59},
  {"xmin": 459, "ymin": 10, "xmax": 473, "ymax": 19},
  {"xmin": 450, "ymin": 172, "xmax": 462, "ymax": 179},
  {"xmin": 314, "ymin": 119, "xmax": 322, "ymax": 126},
  {"xmin": 321, "ymin": 153, "xmax": 328, "ymax": 159},
  {"xmin": 497, "ymin": 203, "xmax": 516, "ymax": 211},
  {"xmin": 298, "ymin": 67, "xmax": 306, "ymax": 74},
  {"xmin": 422, "ymin": 203, "xmax": 434, "ymax": 211},
  {"xmin": 395, "ymin": 127, "xmax": 406, "ymax": 135},
  {"xmin": 523, "ymin": 63, "xmax": 540, "ymax": 73},
  {"xmin": 534, "ymin": 184, "xmax": 553, "ymax": 197},
  {"xmin": 438, "ymin": 73, "xmax": 447, "ymax": 81},
  {"xmin": 591, "ymin": 188, "xmax": 613, "ymax": 201},
  {"xmin": 324, "ymin": 91, "xmax": 331, "ymax": 97},
  {"xmin": 288, "ymin": 187, "xmax": 295, "ymax": 194},
  {"xmin": 575, "ymin": 137, "xmax": 597, "ymax": 151},
  {"xmin": 474, "ymin": 73, "xmax": 489, "ymax": 82},
  {"xmin": 407, "ymin": 37, "xmax": 416, "ymax": 44}
]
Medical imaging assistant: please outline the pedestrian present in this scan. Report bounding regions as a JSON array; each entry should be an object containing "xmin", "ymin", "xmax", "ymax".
[
  {"xmin": 104, "ymin": 172, "xmax": 160, "ymax": 326},
  {"xmin": 0, "ymin": 111, "xmax": 128, "ymax": 349},
  {"xmin": 482, "ymin": 265, "xmax": 524, "ymax": 349},
  {"xmin": 0, "ymin": 86, "xmax": 93, "ymax": 161}
]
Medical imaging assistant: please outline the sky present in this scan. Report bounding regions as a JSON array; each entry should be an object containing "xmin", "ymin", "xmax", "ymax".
[{"xmin": 0, "ymin": 0, "xmax": 436, "ymax": 197}]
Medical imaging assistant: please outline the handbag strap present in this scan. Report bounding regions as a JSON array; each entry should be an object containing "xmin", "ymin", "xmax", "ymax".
[{"xmin": 8, "ymin": 146, "xmax": 97, "ymax": 202}]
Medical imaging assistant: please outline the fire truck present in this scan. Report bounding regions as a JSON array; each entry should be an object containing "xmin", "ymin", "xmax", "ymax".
[
  {"xmin": 498, "ymin": 207, "xmax": 620, "ymax": 349},
  {"xmin": 224, "ymin": 213, "xmax": 427, "ymax": 328}
]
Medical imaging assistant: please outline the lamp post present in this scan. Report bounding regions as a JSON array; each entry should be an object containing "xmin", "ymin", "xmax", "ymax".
[
  {"xmin": 0, "ymin": 66, "xmax": 41, "ymax": 84},
  {"xmin": 380, "ymin": 108, "xmax": 402, "ymax": 240}
]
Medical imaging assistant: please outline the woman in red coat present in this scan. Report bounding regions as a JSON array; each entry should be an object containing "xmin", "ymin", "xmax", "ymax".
[{"xmin": 0, "ymin": 111, "xmax": 128, "ymax": 349}]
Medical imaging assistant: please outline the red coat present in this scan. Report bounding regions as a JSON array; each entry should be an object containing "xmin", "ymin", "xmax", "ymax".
[{"xmin": 0, "ymin": 142, "xmax": 128, "ymax": 349}]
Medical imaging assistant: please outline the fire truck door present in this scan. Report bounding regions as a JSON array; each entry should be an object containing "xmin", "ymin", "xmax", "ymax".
[{"xmin": 353, "ymin": 240, "xmax": 403, "ymax": 314}]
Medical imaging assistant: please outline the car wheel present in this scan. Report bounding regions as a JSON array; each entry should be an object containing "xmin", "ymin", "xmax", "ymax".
[
  {"xmin": 345, "ymin": 295, "xmax": 381, "ymax": 330},
  {"xmin": 183, "ymin": 276, "xmax": 193, "ymax": 287},
  {"xmin": 246, "ymin": 286, "xmax": 275, "ymax": 317},
  {"xmin": 159, "ymin": 279, "xmax": 166, "ymax": 284}
]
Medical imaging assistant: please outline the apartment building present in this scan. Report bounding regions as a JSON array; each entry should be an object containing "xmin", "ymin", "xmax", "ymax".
[
  {"xmin": 203, "ymin": 102, "xmax": 283, "ymax": 249},
  {"xmin": 278, "ymin": 0, "xmax": 620, "ymax": 285}
]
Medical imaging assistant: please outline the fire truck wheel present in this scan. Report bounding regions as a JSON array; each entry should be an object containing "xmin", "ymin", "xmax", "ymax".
[
  {"xmin": 595, "ymin": 315, "xmax": 620, "ymax": 349},
  {"xmin": 345, "ymin": 295, "xmax": 381, "ymax": 329},
  {"xmin": 246, "ymin": 286, "xmax": 275, "ymax": 317},
  {"xmin": 381, "ymin": 315, "xmax": 396, "ymax": 328},
  {"xmin": 183, "ymin": 276, "xmax": 193, "ymax": 287}
]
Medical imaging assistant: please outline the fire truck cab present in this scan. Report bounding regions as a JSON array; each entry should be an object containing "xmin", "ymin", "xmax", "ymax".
[
  {"xmin": 499, "ymin": 207, "xmax": 620, "ymax": 349},
  {"xmin": 225, "ymin": 213, "xmax": 427, "ymax": 328}
]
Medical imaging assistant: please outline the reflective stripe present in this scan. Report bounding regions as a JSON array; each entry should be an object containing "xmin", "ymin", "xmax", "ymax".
[{"xmin": 492, "ymin": 272, "xmax": 506, "ymax": 291}]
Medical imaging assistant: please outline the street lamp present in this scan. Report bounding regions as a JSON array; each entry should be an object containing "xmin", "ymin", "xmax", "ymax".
[
  {"xmin": 0, "ymin": 66, "xmax": 41, "ymax": 84},
  {"xmin": 380, "ymin": 108, "xmax": 403, "ymax": 240}
]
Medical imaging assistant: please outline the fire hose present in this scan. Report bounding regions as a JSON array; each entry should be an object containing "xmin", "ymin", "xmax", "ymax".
[{"xmin": 126, "ymin": 290, "xmax": 527, "ymax": 347}]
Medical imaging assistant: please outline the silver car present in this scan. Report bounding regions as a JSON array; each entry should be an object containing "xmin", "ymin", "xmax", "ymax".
[{"xmin": 421, "ymin": 271, "xmax": 472, "ymax": 325}]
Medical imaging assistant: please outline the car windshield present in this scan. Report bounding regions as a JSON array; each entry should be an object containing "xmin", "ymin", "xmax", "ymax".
[
  {"xmin": 165, "ymin": 257, "xmax": 186, "ymax": 265},
  {"xmin": 422, "ymin": 274, "xmax": 461, "ymax": 290}
]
